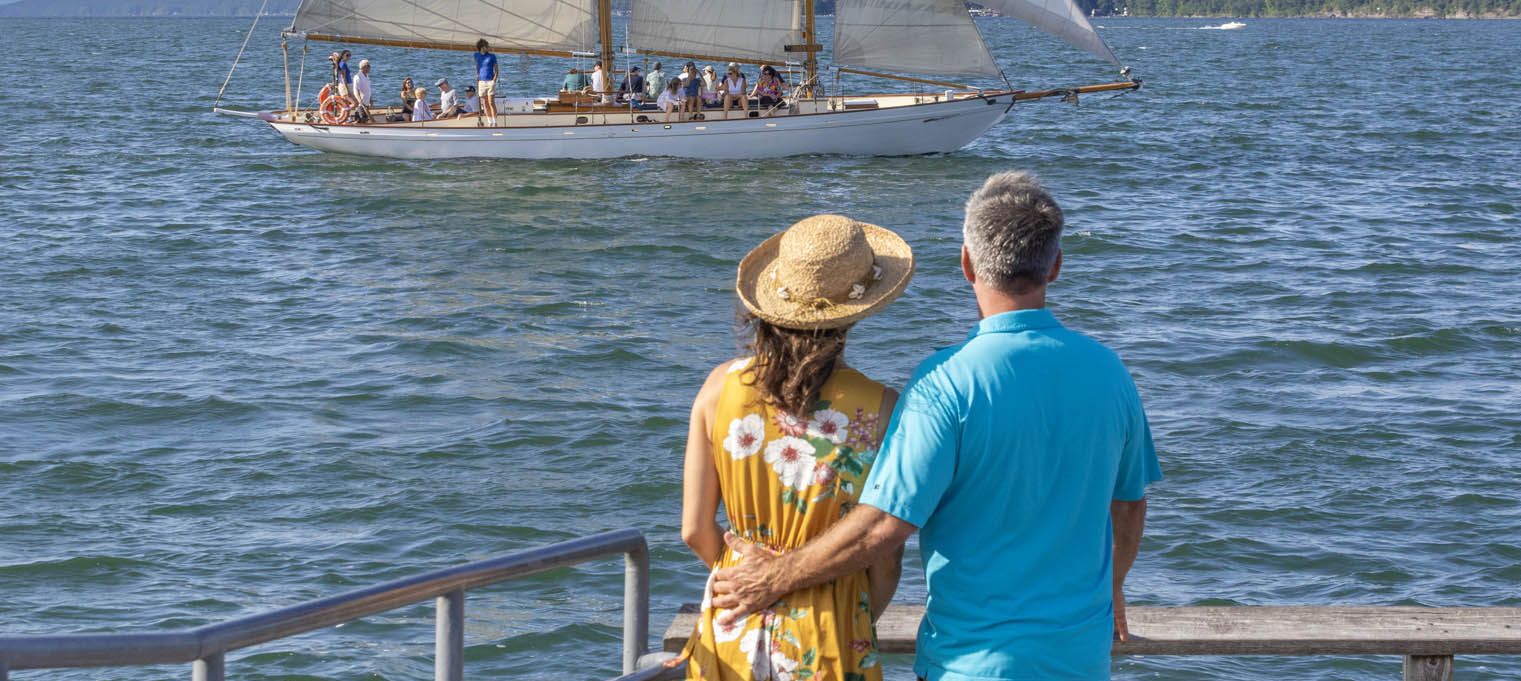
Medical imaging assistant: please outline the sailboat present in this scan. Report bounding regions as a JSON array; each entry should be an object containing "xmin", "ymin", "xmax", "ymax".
[{"xmin": 215, "ymin": 0, "xmax": 1140, "ymax": 159}]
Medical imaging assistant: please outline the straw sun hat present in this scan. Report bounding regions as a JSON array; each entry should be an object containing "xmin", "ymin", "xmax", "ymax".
[{"xmin": 736, "ymin": 215, "xmax": 914, "ymax": 330}]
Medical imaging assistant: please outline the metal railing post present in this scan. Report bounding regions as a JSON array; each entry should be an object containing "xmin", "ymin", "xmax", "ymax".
[
  {"xmin": 435, "ymin": 589, "xmax": 465, "ymax": 681},
  {"xmin": 192, "ymin": 653, "xmax": 224, "ymax": 681},
  {"xmin": 623, "ymin": 543, "xmax": 650, "ymax": 674}
]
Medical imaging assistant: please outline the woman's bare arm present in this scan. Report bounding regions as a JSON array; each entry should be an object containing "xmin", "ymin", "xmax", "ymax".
[
  {"xmin": 680, "ymin": 361, "xmax": 732, "ymax": 567},
  {"xmin": 864, "ymin": 388, "xmax": 903, "ymax": 621}
]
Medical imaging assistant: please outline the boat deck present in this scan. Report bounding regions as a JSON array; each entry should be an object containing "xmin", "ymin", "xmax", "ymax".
[{"xmin": 273, "ymin": 90, "xmax": 1000, "ymax": 130}]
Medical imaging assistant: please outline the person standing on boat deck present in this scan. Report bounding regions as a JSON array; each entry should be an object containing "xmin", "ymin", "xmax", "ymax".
[
  {"xmin": 617, "ymin": 66, "xmax": 645, "ymax": 104},
  {"xmin": 351, "ymin": 59, "xmax": 373, "ymax": 109},
  {"xmin": 410, "ymin": 87, "xmax": 433, "ymax": 122},
  {"xmin": 590, "ymin": 62, "xmax": 612, "ymax": 104},
  {"xmin": 463, "ymin": 85, "xmax": 480, "ymax": 114},
  {"xmin": 332, "ymin": 50, "xmax": 355, "ymax": 107},
  {"xmin": 644, "ymin": 62, "xmax": 666, "ymax": 101},
  {"xmin": 473, "ymin": 39, "xmax": 498, "ymax": 124},
  {"xmin": 436, "ymin": 79, "xmax": 461, "ymax": 117},
  {"xmin": 721, "ymin": 63, "xmax": 748, "ymax": 119},
  {"xmin": 710, "ymin": 172, "xmax": 1163, "ymax": 681},
  {"xmin": 675, "ymin": 214, "xmax": 912, "ymax": 681}
]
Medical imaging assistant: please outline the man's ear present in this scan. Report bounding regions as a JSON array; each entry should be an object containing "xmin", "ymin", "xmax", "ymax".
[
  {"xmin": 961, "ymin": 245, "xmax": 976, "ymax": 284},
  {"xmin": 1048, "ymin": 250, "xmax": 1062, "ymax": 284}
]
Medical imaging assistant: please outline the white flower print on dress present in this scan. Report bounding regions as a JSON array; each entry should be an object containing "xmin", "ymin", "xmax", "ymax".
[
  {"xmin": 770, "ymin": 650, "xmax": 799, "ymax": 681},
  {"xmin": 813, "ymin": 461, "xmax": 836, "ymax": 487},
  {"xmin": 806, "ymin": 408, "xmax": 850, "ymax": 444},
  {"xmin": 726, "ymin": 357, "xmax": 754, "ymax": 374},
  {"xmin": 713, "ymin": 610, "xmax": 747, "ymax": 643},
  {"xmin": 723, "ymin": 414, "xmax": 765, "ymax": 460},
  {"xmin": 740, "ymin": 626, "xmax": 769, "ymax": 679},
  {"xmin": 765, "ymin": 436, "xmax": 817, "ymax": 489}
]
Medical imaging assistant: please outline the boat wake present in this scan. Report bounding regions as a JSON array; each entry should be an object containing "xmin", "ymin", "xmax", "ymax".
[{"xmin": 1201, "ymin": 21, "xmax": 1246, "ymax": 29}]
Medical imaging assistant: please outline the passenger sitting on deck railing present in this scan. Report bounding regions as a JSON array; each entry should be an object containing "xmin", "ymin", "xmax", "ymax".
[
  {"xmin": 398, "ymin": 77, "xmax": 416, "ymax": 117},
  {"xmin": 751, "ymin": 65, "xmax": 787, "ymax": 111},
  {"xmin": 410, "ymin": 87, "xmax": 433, "ymax": 122},
  {"xmin": 562, "ymin": 67, "xmax": 590, "ymax": 93},
  {"xmin": 721, "ymin": 63, "xmax": 747, "ymax": 119},
  {"xmin": 617, "ymin": 66, "xmax": 645, "ymax": 104},
  {"xmin": 700, "ymin": 65, "xmax": 720, "ymax": 107},
  {"xmin": 436, "ymin": 79, "xmax": 461, "ymax": 118},
  {"xmin": 463, "ymin": 85, "xmax": 480, "ymax": 114},
  {"xmin": 656, "ymin": 79, "xmax": 682, "ymax": 121},
  {"xmin": 679, "ymin": 62, "xmax": 702, "ymax": 119}
]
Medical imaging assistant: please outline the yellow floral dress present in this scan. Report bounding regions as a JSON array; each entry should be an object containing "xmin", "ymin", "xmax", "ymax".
[{"xmin": 684, "ymin": 358, "xmax": 886, "ymax": 681}]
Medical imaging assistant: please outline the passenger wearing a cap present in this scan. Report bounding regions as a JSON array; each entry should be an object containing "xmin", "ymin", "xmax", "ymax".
[
  {"xmin": 463, "ymin": 85, "xmax": 480, "ymax": 114},
  {"xmin": 617, "ymin": 65, "xmax": 645, "ymax": 104},
  {"xmin": 350, "ymin": 59, "xmax": 373, "ymax": 108},
  {"xmin": 410, "ymin": 86, "xmax": 433, "ymax": 122},
  {"xmin": 435, "ymin": 78, "xmax": 460, "ymax": 118},
  {"xmin": 699, "ymin": 65, "xmax": 720, "ymax": 107},
  {"xmin": 673, "ymin": 215, "xmax": 914, "ymax": 681}
]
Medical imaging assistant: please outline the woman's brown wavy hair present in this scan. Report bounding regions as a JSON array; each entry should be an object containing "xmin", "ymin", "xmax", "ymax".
[{"xmin": 738, "ymin": 312, "xmax": 850, "ymax": 417}]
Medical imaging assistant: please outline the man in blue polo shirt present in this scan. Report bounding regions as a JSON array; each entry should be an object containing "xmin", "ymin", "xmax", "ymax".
[{"xmin": 711, "ymin": 171, "xmax": 1162, "ymax": 680}]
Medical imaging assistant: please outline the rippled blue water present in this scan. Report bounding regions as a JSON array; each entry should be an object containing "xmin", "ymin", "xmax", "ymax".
[{"xmin": 2, "ymin": 14, "xmax": 1519, "ymax": 681}]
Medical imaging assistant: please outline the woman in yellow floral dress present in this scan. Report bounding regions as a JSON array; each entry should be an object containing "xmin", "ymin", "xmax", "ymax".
[{"xmin": 678, "ymin": 214, "xmax": 915, "ymax": 681}]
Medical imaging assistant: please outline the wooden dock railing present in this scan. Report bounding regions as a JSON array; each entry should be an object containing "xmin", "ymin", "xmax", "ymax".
[{"xmin": 661, "ymin": 604, "xmax": 1521, "ymax": 680}]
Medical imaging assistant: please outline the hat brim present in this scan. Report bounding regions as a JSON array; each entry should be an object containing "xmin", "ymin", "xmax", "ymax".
[{"xmin": 736, "ymin": 222, "xmax": 914, "ymax": 331}]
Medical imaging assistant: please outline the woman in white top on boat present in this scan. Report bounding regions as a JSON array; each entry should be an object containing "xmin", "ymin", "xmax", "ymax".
[
  {"xmin": 656, "ymin": 79, "xmax": 682, "ymax": 122},
  {"xmin": 721, "ymin": 63, "xmax": 747, "ymax": 119}
]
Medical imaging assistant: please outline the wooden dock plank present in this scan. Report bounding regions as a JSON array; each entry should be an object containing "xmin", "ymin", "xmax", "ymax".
[{"xmin": 662, "ymin": 605, "xmax": 1521, "ymax": 656}]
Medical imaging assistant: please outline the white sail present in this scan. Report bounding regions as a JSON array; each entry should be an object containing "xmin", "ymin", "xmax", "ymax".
[
  {"xmin": 833, "ymin": 0, "xmax": 1000, "ymax": 78},
  {"xmin": 628, "ymin": 0, "xmax": 802, "ymax": 64},
  {"xmin": 975, "ymin": 0, "xmax": 1121, "ymax": 66},
  {"xmin": 289, "ymin": 0, "xmax": 598, "ymax": 53}
]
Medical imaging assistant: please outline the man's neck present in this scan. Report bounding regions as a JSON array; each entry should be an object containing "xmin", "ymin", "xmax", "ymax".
[{"xmin": 973, "ymin": 282, "xmax": 1046, "ymax": 320}]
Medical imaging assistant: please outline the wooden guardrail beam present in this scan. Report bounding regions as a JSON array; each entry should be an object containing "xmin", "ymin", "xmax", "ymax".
[{"xmin": 663, "ymin": 605, "xmax": 1521, "ymax": 680}]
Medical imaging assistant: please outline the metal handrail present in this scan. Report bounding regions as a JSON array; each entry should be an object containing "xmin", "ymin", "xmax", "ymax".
[{"xmin": 0, "ymin": 529, "xmax": 650, "ymax": 681}]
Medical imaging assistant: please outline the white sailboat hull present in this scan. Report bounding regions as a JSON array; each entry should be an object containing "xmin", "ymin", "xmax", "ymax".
[{"xmin": 262, "ymin": 95, "xmax": 1013, "ymax": 160}]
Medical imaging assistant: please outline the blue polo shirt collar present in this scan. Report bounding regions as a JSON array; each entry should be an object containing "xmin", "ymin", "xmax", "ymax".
[{"xmin": 968, "ymin": 308, "xmax": 1062, "ymax": 340}]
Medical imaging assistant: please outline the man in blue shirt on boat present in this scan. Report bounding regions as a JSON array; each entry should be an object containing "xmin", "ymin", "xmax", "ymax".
[
  {"xmin": 474, "ymin": 38, "xmax": 498, "ymax": 124},
  {"xmin": 712, "ymin": 171, "xmax": 1163, "ymax": 680}
]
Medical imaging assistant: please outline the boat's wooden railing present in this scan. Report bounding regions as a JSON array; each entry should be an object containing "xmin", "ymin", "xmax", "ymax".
[{"xmin": 661, "ymin": 604, "xmax": 1521, "ymax": 681}]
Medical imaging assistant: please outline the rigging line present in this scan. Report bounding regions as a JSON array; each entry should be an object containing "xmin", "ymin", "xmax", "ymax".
[
  {"xmin": 295, "ymin": 40, "xmax": 310, "ymax": 118},
  {"xmin": 215, "ymin": 0, "xmax": 272, "ymax": 109}
]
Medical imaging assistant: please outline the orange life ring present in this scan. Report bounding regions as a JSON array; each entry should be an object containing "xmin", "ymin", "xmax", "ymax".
[
  {"xmin": 318, "ymin": 83, "xmax": 334, "ymax": 104},
  {"xmin": 319, "ymin": 96, "xmax": 350, "ymax": 124}
]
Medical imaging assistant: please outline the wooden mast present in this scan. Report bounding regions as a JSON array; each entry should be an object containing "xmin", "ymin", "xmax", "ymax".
[
  {"xmin": 784, "ymin": 0, "xmax": 821, "ymax": 97},
  {"xmin": 597, "ymin": 0, "xmax": 614, "ymax": 96},
  {"xmin": 802, "ymin": 0, "xmax": 816, "ymax": 97}
]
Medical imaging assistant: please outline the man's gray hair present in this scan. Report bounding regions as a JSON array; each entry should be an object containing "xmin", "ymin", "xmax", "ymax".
[{"xmin": 962, "ymin": 171, "xmax": 1064, "ymax": 294}]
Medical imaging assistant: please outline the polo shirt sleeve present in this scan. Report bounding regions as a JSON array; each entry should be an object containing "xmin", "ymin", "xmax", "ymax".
[
  {"xmin": 1113, "ymin": 378, "xmax": 1162, "ymax": 502},
  {"xmin": 859, "ymin": 363, "xmax": 960, "ymax": 528}
]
